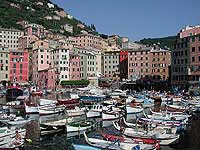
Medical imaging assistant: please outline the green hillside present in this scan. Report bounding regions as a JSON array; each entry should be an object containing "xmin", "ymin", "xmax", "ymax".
[
  {"xmin": 0, "ymin": 0, "xmax": 97, "ymax": 36},
  {"xmin": 139, "ymin": 36, "xmax": 177, "ymax": 50}
]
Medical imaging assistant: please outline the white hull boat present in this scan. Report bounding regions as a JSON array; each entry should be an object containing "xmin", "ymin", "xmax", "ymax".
[
  {"xmin": 66, "ymin": 107, "xmax": 86, "ymax": 117},
  {"xmin": 102, "ymin": 107, "xmax": 124, "ymax": 121},
  {"xmin": 39, "ymin": 105, "xmax": 65, "ymax": 115},
  {"xmin": 66, "ymin": 121, "xmax": 95, "ymax": 137},
  {"xmin": 7, "ymin": 117, "xmax": 31, "ymax": 125},
  {"xmin": 113, "ymin": 122, "xmax": 179, "ymax": 145},
  {"xmin": 25, "ymin": 103, "xmax": 39, "ymax": 114},
  {"xmin": 126, "ymin": 105, "xmax": 143, "ymax": 114}
]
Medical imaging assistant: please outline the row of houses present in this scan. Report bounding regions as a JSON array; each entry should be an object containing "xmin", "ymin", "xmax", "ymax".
[{"xmin": 1, "ymin": 22, "xmax": 200, "ymax": 91}]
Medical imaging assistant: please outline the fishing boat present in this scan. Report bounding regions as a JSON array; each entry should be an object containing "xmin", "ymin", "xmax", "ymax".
[
  {"xmin": 101, "ymin": 132, "xmax": 160, "ymax": 149},
  {"xmin": 79, "ymin": 94, "xmax": 106, "ymax": 103},
  {"xmin": 86, "ymin": 104, "xmax": 103, "ymax": 118},
  {"xmin": 166, "ymin": 104, "xmax": 190, "ymax": 112},
  {"xmin": 39, "ymin": 99, "xmax": 57, "ymax": 106},
  {"xmin": 25, "ymin": 102, "xmax": 39, "ymax": 114},
  {"xmin": 39, "ymin": 104, "xmax": 65, "ymax": 116},
  {"xmin": 84, "ymin": 132, "xmax": 155, "ymax": 150},
  {"xmin": 0, "ymin": 127, "xmax": 26, "ymax": 149},
  {"xmin": 150, "ymin": 108, "xmax": 191, "ymax": 118},
  {"xmin": 102, "ymin": 107, "xmax": 124, "ymax": 121},
  {"xmin": 122, "ymin": 118, "xmax": 178, "ymax": 134},
  {"xmin": 113, "ymin": 121, "xmax": 180, "ymax": 145},
  {"xmin": 66, "ymin": 107, "xmax": 86, "ymax": 117},
  {"xmin": 40, "ymin": 124, "xmax": 65, "ymax": 136},
  {"xmin": 6, "ymin": 116, "xmax": 31, "ymax": 126},
  {"xmin": 66, "ymin": 121, "xmax": 95, "ymax": 137},
  {"xmin": 126, "ymin": 102, "xmax": 143, "ymax": 114},
  {"xmin": 109, "ymin": 89, "xmax": 127, "ymax": 98},
  {"xmin": 57, "ymin": 98, "xmax": 80, "ymax": 109},
  {"xmin": 0, "ymin": 114, "xmax": 16, "ymax": 123}
]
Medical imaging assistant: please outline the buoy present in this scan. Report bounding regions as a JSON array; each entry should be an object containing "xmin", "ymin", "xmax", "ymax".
[{"xmin": 26, "ymin": 139, "xmax": 32, "ymax": 144}]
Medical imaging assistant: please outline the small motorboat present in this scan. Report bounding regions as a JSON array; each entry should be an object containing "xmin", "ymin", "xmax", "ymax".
[
  {"xmin": 66, "ymin": 120, "xmax": 95, "ymax": 137},
  {"xmin": 113, "ymin": 121, "xmax": 180, "ymax": 145},
  {"xmin": 7, "ymin": 116, "xmax": 31, "ymax": 126},
  {"xmin": 84, "ymin": 132, "xmax": 156, "ymax": 150},
  {"xmin": 39, "ymin": 104, "xmax": 65, "ymax": 116},
  {"xmin": 40, "ymin": 124, "xmax": 65, "ymax": 136}
]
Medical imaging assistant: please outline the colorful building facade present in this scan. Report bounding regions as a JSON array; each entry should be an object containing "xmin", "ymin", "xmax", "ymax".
[{"xmin": 9, "ymin": 49, "xmax": 29, "ymax": 84}]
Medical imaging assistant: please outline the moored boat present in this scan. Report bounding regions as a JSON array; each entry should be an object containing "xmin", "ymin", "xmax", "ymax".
[
  {"xmin": 66, "ymin": 121, "xmax": 95, "ymax": 137},
  {"xmin": 84, "ymin": 132, "xmax": 156, "ymax": 150},
  {"xmin": 39, "ymin": 104, "xmax": 65, "ymax": 116},
  {"xmin": 113, "ymin": 121, "xmax": 180, "ymax": 145}
]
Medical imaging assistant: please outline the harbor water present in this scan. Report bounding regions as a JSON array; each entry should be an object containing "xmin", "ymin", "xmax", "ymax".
[{"xmin": 0, "ymin": 96, "xmax": 200, "ymax": 150}]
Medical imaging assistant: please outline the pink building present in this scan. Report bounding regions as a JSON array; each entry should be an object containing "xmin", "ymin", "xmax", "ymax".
[
  {"xmin": 128, "ymin": 49, "xmax": 150, "ymax": 79},
  {"xmin": 24, "ymin": 24, "xmax": 45, "ymax": 38},
  {"xmin": 121, "ymin": 46, "xmax": 171, "ymax": 81},
  {"xmin": 69, "ymin": 53, "xmax": 80, "ymax": 80},
  {"xmin": 179, "ymin": 25, "xmax": 200, "ymax": 38},
  {"xmin": 9, "ymin": 49, "xmax": 29, "ymax": 84},
  {"xmin": 32, "ymin": 40, "xmax": 50, "ymax": 89},
  {"xmin": 149, "ymin": 49, "xmax": 171, "ymax": 80},
  {"xmin": 47, "ymin": 69, "xmax": 56, "ymax": 91},
  {"xmin": 74, "ymin": 33, "xmax": 104, "ymax": 48},
  {"xmin": 18, "ymin": 35, "xmax": 39, "ymax": 49}
]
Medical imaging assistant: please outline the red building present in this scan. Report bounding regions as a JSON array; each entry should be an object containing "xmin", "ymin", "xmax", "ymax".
[
  {"xmin": 119, "ymin": 51, "xmax": 128, "ymax": 79},
  {"xmin": 9, "ymin": 49, "xmax": 29, "ymax": 84}
]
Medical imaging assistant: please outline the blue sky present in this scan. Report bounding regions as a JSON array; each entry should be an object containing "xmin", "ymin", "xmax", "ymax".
[{"xmin": 52, "ymin": 0, "xmax": 200, "ymax": 41}]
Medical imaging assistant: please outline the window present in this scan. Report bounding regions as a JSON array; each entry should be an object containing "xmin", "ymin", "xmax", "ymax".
[
  {"xmin": 192, "ymin": 47, "xmax": 195, "ymax": 52},
  {"xmin": 191, "ymin": 37, "xmax": 195, "ymax": 42},
  {"xmin": 41, "ymin": 60, "xmax": 43, "ymax": 64},
  {"xmin": 192, "ymin": 57, "xmax": 195, "ymax": 62},
  {"xmin": 13, "ymin": 64, "xmax": 16, "ymax": 68},
  {"xmin": 199, "ymin": 56, "xmax": 200, "ymax": 61}
]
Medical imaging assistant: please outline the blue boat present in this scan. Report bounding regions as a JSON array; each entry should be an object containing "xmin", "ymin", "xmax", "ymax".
[{"xmin": 79, "ymin": 95, "xmax": 106, "ymax": 102}]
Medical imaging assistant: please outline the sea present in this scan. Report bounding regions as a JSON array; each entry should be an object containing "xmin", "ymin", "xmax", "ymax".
[{"xmin": 1, "ymin": 96, "xmax": 200, "ymax": 150}]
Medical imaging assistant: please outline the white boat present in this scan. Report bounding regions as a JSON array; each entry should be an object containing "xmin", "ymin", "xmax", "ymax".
[
  {"xmin": 7, "ymin": 116, "xmax": 31, "ymax": 125},
  {"xmin": 39, "ymin": 104, "xmax": 65, "ymax": 115},
  {"xmin": 166, "ymin": 104, "xmax": 189, "ymax": 111},
  {"xmin": 86, "ymin": 104, "xmax": 103, "ymax": 118},
  {"xmin": 66, "ymin": 121, "xmax": 95, "ymax": 137},
  {"xmin": 150, "ymin": 108, "xmax": 191, "ymax": 118},
  {"xmin": 146, "ymin": 113, "xmax": 187, "ymax": 122},
  {"xmin": 126, "ymin": 105, "xmax": 143, "ymax": 114},
  {"xmin": 66, "ymin": 107, "xmax": 86, "ymax": 117},
  {"xmin": 109, "ymin": 89, "xmax": 127, "ymax": 98},
  {"xmin": 25, "ymin": 102, "xmax": 39, "ymax": 114},
  {"xmin": 102, "ymin": 107, "xmax": 124, "ymax": 121},
  {"xmin": 113, "ymin": 121, "xmax": 180, "ymax": 145},
  {"xmin": 39, "ymin": 99, "xmax": 57, "ymax": 106},
  {"xmin": 0, "ymin": 127, "xmax": 26, "ymax": 149},
  {"xmin": 125, "ymin": 96, "xmax": 134, "ymax": 104},
  {"xmin": 40, "ymin": 124, "xmax": 64, "ymax": 136},
  {"xmin": 84, "ymin": 132, "xmax": 155, "ymax": 150},
  {"xmin": 0, "ymin": 114, "xmax": 16, "ymax": 122},
  {"xmin": 122, "ymin": 118, "xmax": 177, "ymax": 134}
]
